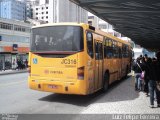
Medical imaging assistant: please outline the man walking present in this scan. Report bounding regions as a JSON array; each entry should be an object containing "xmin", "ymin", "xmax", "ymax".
[{"xmin": 156, "ymin": 51, "xmax": 160, "ymax": 107}]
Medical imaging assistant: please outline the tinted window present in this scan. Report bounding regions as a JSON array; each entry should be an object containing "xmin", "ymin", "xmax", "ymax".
[
  {"xmin": 103, "ymin": 39, "xmax": 106, "ymax": 58},
  {"xmin": 31, "ymin": 26, "xmax": 83, "ymax": 52},
  {"xmin": 95, "ymin": 42, "xmax": 99, "ymax": 59},
  {"xmin": 87, "ymin": 32, "xmax": 94, "ymax": 58},
  {"xmin": 106, "ymin": 39, "xmax": 113, "ymax": 58},
  {"xmin": 118, "ymin": 47, "xmax": 122, "ymax": 58},
  {"xmin": 95, "ymin": 42, "xmax": 103, "ymax": 60},
  {"xmin": 113, "ymin": 41, "xmax": 118, "ymax": 58},
  {"xmin": 122, "ymin": 44, "xmax": 129, "ymax": 58}
]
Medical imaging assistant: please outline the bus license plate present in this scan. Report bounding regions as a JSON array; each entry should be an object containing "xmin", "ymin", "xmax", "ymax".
[{"xmin": 48, "ymin": 85, "xmax": 58, "ymax": 89}]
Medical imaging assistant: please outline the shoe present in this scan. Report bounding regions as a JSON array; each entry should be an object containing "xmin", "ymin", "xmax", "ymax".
[
  {"xmin": 135, "ymin": 88, "xmax": 138, "ymax": 91},
  {"xmin": 149, "ymin": 105, "xmax": 154, "ymax": 108}
]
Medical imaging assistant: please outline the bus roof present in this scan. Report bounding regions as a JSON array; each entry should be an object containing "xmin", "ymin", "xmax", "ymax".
[
  {"xmin": 32, "ymin": 22, "xmax": 131, "ymax": 46},
  {"xmin": 32, "ymin": 22, "xmax": 85, "ymax": 29}
]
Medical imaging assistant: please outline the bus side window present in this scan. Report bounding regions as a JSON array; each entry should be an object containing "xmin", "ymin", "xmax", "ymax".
[
  {"xmin": 126, "ymin": 46, "xmax": 129, "ymax": 57},
  {"xmin": 95, "ymin": 42, "xmax": 103, "ymax": 60},
  {"xmin": 104, "ymin": 39, "xmax": 107, "ymax": 58},
  {"xmin": 113, "ymin": 41, "xmax": 118, "ymax": 58},
  {"xmin": 106, "ymin": 39, "xmax": 113, "ymax": 58},
  {"xmin": 119, "ymin": 47, "xmax": 122, "ymax": 58},
  {"xmin": 122, "ymin": 44, "xmax": 129, "ymax": 58},
  {"xmin": 86, "ymin": 32, "xmax": 94, "ymax": 58},
  {"xmin": 99, "ymin": 43, "xmax": 103, "ymax": 60},
  {"xmin": 122, "ymin": 44, "xmax": 126, "ymax": 58},
  {"xmin": 95, "ymin": 42, "xmax": 99, "ymax": 60}
]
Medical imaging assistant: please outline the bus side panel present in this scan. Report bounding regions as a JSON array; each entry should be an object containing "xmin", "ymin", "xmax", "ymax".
[
  {"xmin": 104, "ymin": 59, "xmax": 114, "ymax": 84},
  {"xmin": 122, "ymin": 58, "xmax": 127, "ymax": 77},
  {"xmin": 117, "ymin": 58, "xmax": 122, "ymax": 80},
  {"xmin": 77, "ymin": 51, "xmax": 88, "ymax": 94}
]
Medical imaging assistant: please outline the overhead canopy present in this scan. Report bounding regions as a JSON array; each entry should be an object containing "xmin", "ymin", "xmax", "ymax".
[{"xmin": 70, "ymin": 0, "xmax": 160, "ymax": 50}]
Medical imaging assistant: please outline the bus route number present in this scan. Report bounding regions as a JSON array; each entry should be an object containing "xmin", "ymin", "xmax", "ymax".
[{"xmin": 61, "ymin": 59, "xmax": 77, "ymax": 64}]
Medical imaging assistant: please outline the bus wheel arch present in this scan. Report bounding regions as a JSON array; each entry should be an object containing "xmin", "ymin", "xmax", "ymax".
[{"xmin": 102, "ymin": 70, "xmax": 110, "ymax": 92}]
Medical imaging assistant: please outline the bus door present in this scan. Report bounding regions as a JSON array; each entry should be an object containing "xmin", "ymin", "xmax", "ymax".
[{"xmin": 94, "ymin": 41, "xmax": 103, "ymax": 90}]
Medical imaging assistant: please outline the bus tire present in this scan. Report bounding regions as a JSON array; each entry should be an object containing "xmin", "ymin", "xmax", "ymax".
[{"xmin": 102, "ymin": 73, "xmax": 109, "ymax": 92}]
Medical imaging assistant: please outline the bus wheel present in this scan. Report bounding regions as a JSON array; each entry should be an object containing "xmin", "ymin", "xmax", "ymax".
[{"xmin": 102, "ymin": 73, "xmax": 109, "ymax": 92}]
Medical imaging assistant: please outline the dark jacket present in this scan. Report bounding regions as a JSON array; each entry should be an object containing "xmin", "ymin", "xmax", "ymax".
[
  {"xmin": 146, "ymin": 61, "xmax": 157, "ymax": 81},
  {"xmin": 132, "ymin": 61, "xmax": 144, "ymax": 73},
  {"xmin": 156, "ymin": 60, "xmax": 160, "ymax": 81}
]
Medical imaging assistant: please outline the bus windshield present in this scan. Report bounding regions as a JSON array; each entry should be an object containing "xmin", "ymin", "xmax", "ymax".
[{"xmin": 31, "ymin": 26, "xmax": 84, "ymax": 52}]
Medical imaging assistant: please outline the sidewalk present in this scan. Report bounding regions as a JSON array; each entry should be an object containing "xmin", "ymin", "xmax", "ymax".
[{"xmin": 0, "ymin": 69, "xmax": 28, "ymax": 75}]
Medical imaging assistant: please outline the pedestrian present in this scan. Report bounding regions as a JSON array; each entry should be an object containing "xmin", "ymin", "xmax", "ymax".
[
  {"xmin": 143, "ymin": 56, "xmax": 150, "ymax": 96},
  {"xmin": 12, "ymin": 59, "xmax": 16, "ymax": 70},
  {"xmin": 155, "ymin": 51, "xmax": 160, "ymax": 107},
  {"xmin": 138, "ymin": 58, "xmax": 146, "ymax": 91},
  {"xmin": 144, "ymin": 54, "xmax": 148, "ymax": 58},
  {"xmin": 17, "ymin": 59, "xmax": 20, "ymax": 70},
  {"xmin": 146, "ymin": 58, "xmax": 157, "ymax": 108},
  {"xmin": 25, "ymin": 59, "xmax": 28, "ymax": 68},
  {"xmin": 19, "ymin": 59, "xmax": 24, "ymax": 69},
  {"xmin": 132, "ymin": 57, "xmax": 144, "ymax": 91},
  {"xmin": 139, "ymin": 54, "xmax": 143, "ymax": 59}
]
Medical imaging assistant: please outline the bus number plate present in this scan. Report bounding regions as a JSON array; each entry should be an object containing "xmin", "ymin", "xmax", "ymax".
[{"xmin": 48, "ymin": 85, "xmax": 58, "ymax": 89}]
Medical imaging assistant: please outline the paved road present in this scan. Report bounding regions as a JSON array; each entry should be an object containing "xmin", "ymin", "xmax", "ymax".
[{"xmin": 0, "ymin": 73, "xmax": 160, "ymax": 114}]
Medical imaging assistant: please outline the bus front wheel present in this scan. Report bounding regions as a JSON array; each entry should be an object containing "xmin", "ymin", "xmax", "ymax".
[{"xmin": 102, "ymin": 73, "xmax": 109, "ymax": 92}]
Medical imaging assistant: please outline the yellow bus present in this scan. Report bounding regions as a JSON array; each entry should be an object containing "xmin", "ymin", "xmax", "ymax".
[{"xmin": 28, "ymin": 23, "xmax": 132, "ymax": 95}]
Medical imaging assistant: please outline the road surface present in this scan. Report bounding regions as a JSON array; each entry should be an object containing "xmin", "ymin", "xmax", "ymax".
[{"xmin": 0, "ymin": 73, "xmax": 160, "ymax": 114}]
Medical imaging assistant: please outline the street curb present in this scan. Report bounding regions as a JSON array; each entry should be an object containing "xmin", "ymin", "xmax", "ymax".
[{"xmin": 0, "ymin": 70, "xmax": 28, "ymax": 75}]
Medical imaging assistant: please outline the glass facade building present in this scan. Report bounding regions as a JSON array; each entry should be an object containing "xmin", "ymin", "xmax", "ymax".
[
  {"xmin": 0, "ymin": 0, "xmax": 26, "ymax": 21},
  {"xmin": 0, "ymin": 18, "xmax": 31, "ymax": 70}
]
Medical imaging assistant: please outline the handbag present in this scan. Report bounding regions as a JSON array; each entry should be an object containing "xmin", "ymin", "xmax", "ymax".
[
  {"xmin": 140, "ymin": 71, "xmax": 145, "ymax": 79},
  {"xmin": 137, "ymin": 62, "xmax": 145, "ymax": 79}
]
